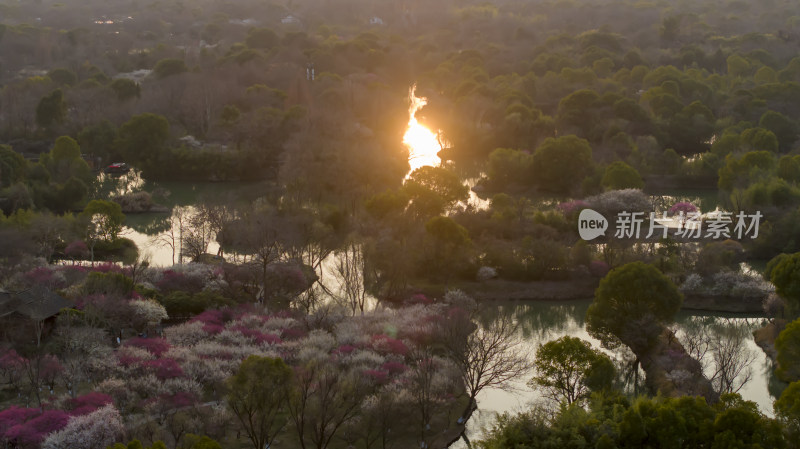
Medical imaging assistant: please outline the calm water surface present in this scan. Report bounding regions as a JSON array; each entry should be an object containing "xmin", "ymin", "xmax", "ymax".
[{"xmin": 453, "ymin": 299, "xmax": 780, "ymax": 447}]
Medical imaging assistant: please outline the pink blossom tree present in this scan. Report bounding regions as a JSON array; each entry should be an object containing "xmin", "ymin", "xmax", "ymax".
[{"xmin": 3, "ymin": 409, "xmax": 70, "ymax": 448}]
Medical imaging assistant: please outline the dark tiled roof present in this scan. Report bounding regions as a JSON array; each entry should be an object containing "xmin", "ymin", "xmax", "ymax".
[{"xmin": 0, "ymin": 286, "xmax": 72, "ymax": 321}]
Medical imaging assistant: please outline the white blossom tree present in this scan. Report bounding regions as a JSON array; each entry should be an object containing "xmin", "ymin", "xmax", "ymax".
[
  {"xmin": 41, "ymin": 404, "xmax": 125, "ymax": 449},
  {"xmin": 130, "ymin": 299, "xmax": 169, "ymax": 333}
]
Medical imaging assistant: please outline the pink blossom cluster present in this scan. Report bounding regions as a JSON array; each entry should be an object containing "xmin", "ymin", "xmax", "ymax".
[
  {"xmin": 668, "ymin": 201, "xmax": 698, "ymax": 216},
  {"xmin": 0, "ymin": 391, "xmax": 114, "ymax": 448}
]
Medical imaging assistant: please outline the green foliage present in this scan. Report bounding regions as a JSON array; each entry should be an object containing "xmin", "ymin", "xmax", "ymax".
[
  {"xmin": 152, "ymin": 58, "xmax": 188, "ymax": 79},
  {"xmin": 488, "ymin": 148, "xmax": 533, "ymax": 188},
  {"xmin": 0, "ymin": 145, "xmax": 27, "ymax": 188},
  {"xmin": 742, "ymin": 178, "xmax": 800, "ymax": 209},
  {"xmin": 116, "ymin": 113, "xmax": 170, "ymax": 177},
  {"xmin": 404, "ymin": 166, "xmax": 468, "ymax": 217},
  {"xmin": 182, "ymin": 435, "xmax": 222, "ymax": 449},
  {"xmin": 364, "ymin": 189, "xmax": 409, "ymax": 220},
  {"xmin": 78, "ymin": 120, "xmax": 118, "ymax": 162},
  {"xmin": 530, "ymin": 336, "xmax": 616, "ymax": 405},
  {"xmin": 406, "ymin": 166, "xmax": 468, "ymax": 206},
  {"xmin": 712, "ymin": 133, "xmax": 741, "ymax": 157},
  {"xmin": 83, "ymin": 271, "xmax": 135, "ymax": 297},
  {"xmin": 587, "ymin": 262, "xmax": 683, "ymax": 350},
  {"xmin": 227, "ymin": 356, "xmax": 293, "ymax": 449},
  {"xmin": 769, "ymin": 252, "xmax": 800, "ymax": 316},
  {"xmin": 110, "ymin": 78, "xmax": 141, "ymax": 101},
  {"xmin": 759, "ymin": 111, "xmax": 798, "ymax": 151},
  {"xmin": 532, "ymin": 135, "xmax": 593, "ymax": 194},
  {"xmin": 93, "ymin": 236, "xmax": 139, "ymax": 264},
  {"xmin": 777, "ymin": 155, "xmax": 800, "ymax": 183},
  {"xmin": 424, "ymin": 215, "xmax": 472, "ymax": 280},
  {"xmin": 36, "ymin": 89, "xmax": 67, "ymax": 128},
  {"xmin": 478, "ymin": 393, "xmax": 785, "ymax": 449},
  {"xmin": 245, "ymin": 27, "xmax": 279, "ymax": 49},
  {"xmin": 220, "ymin": 104, "xmax": 241, "ymax": 124},
  {"xmin": 40, "ymin": 136, "xmax": 92, "ymax": 185},
  {"xmin": 425, "ymin": 216, "xmax": 470, "ymax": 247},
  {"xmin": 718, "ymin": 150, "xmax": 776, "ymax": 191},
  {"xmin": 775, "ymin": 380, "xmax": 800, "ymax": 442},
  {"xmin": 601, "ymin": 161, "xmax": 644, "ymax": 190},
  {"xmin": 712, "ymin": 395, "xmax": 787, "ymax": 449},
  {"xmin": 741, "ymin": 127, "xmax": 780, "ymax": 153},
  {"xmin": 754, "ymin": 66, "xmax": 777, "ymax": 84},
  {"xmin": 666, "ymin": 101, "xmax": 716, "ymax": 155},
  {"xmin": 727, "ymin": 54, "xmax": 752, "ymax": 77},
  {"xmin": 696, "ymin": 240, "xmax": 745, "ymax": 276},
  {"xmin": 47, "ymin": 68, "xmax": 77, "ymax": 86},
  {"xmin": 777, "ymin": 319, "xmax": 800, "ymax": 383},
  {"xmin": 81, "ymin": 199, "xmax": 125, "ymax": 241},
  {"xmin": 557, "ymin": 89, "xmax": 600, "ymax": 137},
  {"xmin": 159, "ymin": 291, "xmax": 232, "ymax": 317}
]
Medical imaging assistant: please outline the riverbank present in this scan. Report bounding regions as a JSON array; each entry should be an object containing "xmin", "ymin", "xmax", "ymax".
[
  {"xmin": 682, "ymin": 293, "xmax": 766, "ymax": 313},
  {"xmin": 415, "ymin": 278, "xmax": 599, "ymax": 302},
  {"xmin": 422, "ymin": 279, "xmax": 769, "ymax": 315}
]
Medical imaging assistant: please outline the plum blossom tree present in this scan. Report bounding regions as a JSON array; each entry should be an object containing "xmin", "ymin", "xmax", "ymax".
[
  {"xmin": 130, "ymin": 299, "xmax": 169, "ymax": 333},
  {"xmin": 40, "ymin": 404, "xmax": 124, "ymax": 449},
  {"xmin": 3, "ymin": 409, "xmax": 70, "ymax": 448},
  {"xmin": 0, "ymin": 349, "xmax": 27, "ymax": 391}
]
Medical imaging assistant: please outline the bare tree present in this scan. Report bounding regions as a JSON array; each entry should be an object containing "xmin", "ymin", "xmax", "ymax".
[
  {"xmin": 218, "ymin": 209, "xmax": 294, "ymax": 298},
  {"xmin": 460, "ymin": 316, "xmax": 532, "ymax": 419},
  {"xmin": 678, "ymin": 318, "xmax": 757, "ymax": 395},
  {"xmin": 287, "ymin": 360, "xmax": 364, "ymax": 449},
  {"xmin": 153, "ymin": 206, "xmax": 189, "ymax": 265},
  {"xmin": 442, "ymin": 309, "xmax": 533, "ymax": 422},
  {"xmin": 193, "ymin": 200, "xmax": 237, "ymax": 257},
  {"xmin": 181, "ymin": 207, "xmax": 217, "ymax": 262},
  {"xmin": 408, "ymin": 346, "xmax": 437, "ymax": 448},
  {"xmin": 333, "ymin": 241, "xmax": 368, "ymax": 316}
]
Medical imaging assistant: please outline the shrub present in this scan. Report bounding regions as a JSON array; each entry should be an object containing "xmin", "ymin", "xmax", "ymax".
[
  {"xmin": 589, "ymin": 260, "xmax": 610, "ymax": 277},
  {"xmin": 477, "ymin": 266, "xmax": 498, "ymax": 281},
  {"xmin": 83, "ymin": 271, "xmax": 134, "ymax": 297},
  {"xmin": 585, "ymin": 189, "xmax": 651, "ymax": 217},
  {"xmin": 601, "ymin": 161, "xmax": 644, "ymax": 190}
]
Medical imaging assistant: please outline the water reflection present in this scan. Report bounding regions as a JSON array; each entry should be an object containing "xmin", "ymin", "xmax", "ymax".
[
  {"xmin": 649, "ymin": 190, "xmax": 725, "ymax": 213},
  {"xmin": 453, "ymin": 300, "xmax": 779, "ymax": 447}
]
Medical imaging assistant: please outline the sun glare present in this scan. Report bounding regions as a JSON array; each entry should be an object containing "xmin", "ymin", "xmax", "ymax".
[{"xmin": 403, "ymin": 86, "xmax": 441, "ymax": 172}]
